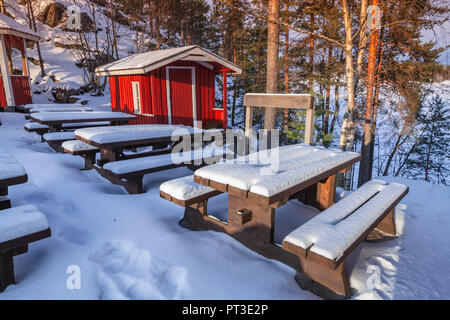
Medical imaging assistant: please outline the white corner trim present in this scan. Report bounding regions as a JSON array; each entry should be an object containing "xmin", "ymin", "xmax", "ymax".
[{"xmin": 0, "ymin": 35, "xmax": 15, "ymax": 106}]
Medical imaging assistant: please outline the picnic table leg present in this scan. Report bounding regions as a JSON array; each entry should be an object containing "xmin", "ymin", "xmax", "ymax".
[
  {"xmin": 0, "ymin": 187, "xmax": 7, "ymax": 196},
  {"xmin": 82, "ymin": 153, "xmax": 96, "ymax": 170},
  {"xmin": 98, "ymin": 148, "xmax": 119, "ymax": 166},
  {"xmin": 295, "ymin": 175, "xmax": 336, "ymax": 211},
  {"xmin": 0, "ymin": 250, "xmax": 16, "ymax": 292},
  {"xmin": 227, "ymin": 195, "xmax": 275, "ymax": 246}
]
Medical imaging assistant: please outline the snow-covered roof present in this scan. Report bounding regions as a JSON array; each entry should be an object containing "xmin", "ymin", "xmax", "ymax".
[
  {"xmin": 0, "ymin": 14, "xmax": 40, "ymax": 41},
  {"xmin": 95, "ymin": 45, "xmax": 242, "ymax": 76}
]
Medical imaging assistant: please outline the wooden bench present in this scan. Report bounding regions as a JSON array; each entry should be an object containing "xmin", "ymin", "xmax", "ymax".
[
  {"xmin": 0, "ymin": 150, "xmax": 28, "ymax": 210},
  {"xmin": 24, "ymin": 122, "xmax": 50, "ymax": 141},
  {"xmin": 160, "ymin": 175, "xmax": 222, "ymax": 229},
  {"xmin": 62, "ymin": 140, "xmax": 100, "ymax": 170},
  {"xmin": 0, "ymin": 205, "xmax": 51, "ymax": 292},
  {"xmin": 99, "ymin": 147, "xmax": 231, "ymax": 194},
  {"xmin": 43, "ymin": 132, "xmax": 76, "ymax": 153},
  {"xmin": 282, "ymin": 180, "xmax": 408, "ymax": 299}
]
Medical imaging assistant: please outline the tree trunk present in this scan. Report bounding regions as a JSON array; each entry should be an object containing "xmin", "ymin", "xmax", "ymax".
[
  {"xmin": 28, "ymin": 0, "xmax": 45, "ymax": 77},
  {"xmin": 339, "ymin": 0, "xmax": 357, "ymax": 153},
  {"xmin": 324, "ymin": 46, "xmax": 332, "ymax": 136},
  {"xmin": 283, "ymin": 0, "xmax": 290, "ymax": 143},
  {"xmin": 264, "ymin": 0, "xmax": 279, "ymax": 130},
  {"xmin": 358, "ymin": 0, "xmax": 379, "ymax": 187},
  {"xmin": 425, "ymin": 122, "xmax": 434, "ymax": 182}
]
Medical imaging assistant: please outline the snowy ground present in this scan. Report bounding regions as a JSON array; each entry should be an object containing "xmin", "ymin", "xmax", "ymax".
[{"xmin": 0, "ymin": 111, "xmax": 449, "ymax": 300}]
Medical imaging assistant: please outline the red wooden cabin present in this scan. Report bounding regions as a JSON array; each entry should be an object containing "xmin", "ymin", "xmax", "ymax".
[
  {"xmin": 0, "ymin": 14, "xmax": 40, "ymax": 108},
  {"xmin": 96, "ymin": 46, "xmax": 242, "ymax": 129}
]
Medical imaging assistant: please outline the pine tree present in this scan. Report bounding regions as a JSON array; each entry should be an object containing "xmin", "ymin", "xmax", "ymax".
[{"xmin": 401, "ymin": 95, "xmax": 449, "ymax": 185}]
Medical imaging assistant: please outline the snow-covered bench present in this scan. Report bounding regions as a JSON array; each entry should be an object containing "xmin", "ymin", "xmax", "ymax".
[
  {"xmin": 160, "ymin": 175, "xmax": 222, "ymax": 229},
  {"xmin": 282, "ymin": 180, "xmax": 409, "ymax": 298},
  {"xmin": 43, "ymin": 132, "xmax": 76, "ymax": 153},
  {"xmin": 62, "ymin": 140, "xmax": 100, "ymax": 170},
  {"xmin": 0, "ymin": 150, "xmax": 28, "ymax": 210},
  {"xmin": 99, "ymin": 147, "xmax": 231, "ymax": 194},
  {"xmin": 0, "ymin": 205, "xmax": 51, "ymax": 292},
  {"xmin": 24, "ymin": 122, "xmax": 50, "ymax": 141}
]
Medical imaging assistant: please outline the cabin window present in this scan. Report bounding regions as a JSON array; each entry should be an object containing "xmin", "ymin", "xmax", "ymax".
[
  {"xmin": 131, "ymin": 81, "xmax": 141, "ymax": 114},
  {"xmin": 214, "ymin": 74, "xmax": 224, "ymax": 109},
  {"xmin": 10, "ymin": 48, "xmax": 24, "ymax": 75}
]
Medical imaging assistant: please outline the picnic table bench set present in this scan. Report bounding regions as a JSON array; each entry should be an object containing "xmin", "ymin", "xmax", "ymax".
[
  {"xmin": 0, "ymin": 149, "xmax": 51, "ymax": 292},
  {"xmin": 14, "ymin": 100, "xmax": 409, "ymax": 299}
]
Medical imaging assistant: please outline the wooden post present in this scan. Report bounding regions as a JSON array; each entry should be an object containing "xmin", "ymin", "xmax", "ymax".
[
  {"xmin": 243, "ymin": 93, "xmax": 315, "ymax": 148},
  {"xmin": 223, "ymin": 71, "xmax": 228, "ymax": 126}
]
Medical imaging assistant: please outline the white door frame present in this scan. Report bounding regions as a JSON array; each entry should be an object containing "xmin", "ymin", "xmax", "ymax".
[{"xmin": 165, "ymin": 66, "xmax": 197, "ymax": 127}]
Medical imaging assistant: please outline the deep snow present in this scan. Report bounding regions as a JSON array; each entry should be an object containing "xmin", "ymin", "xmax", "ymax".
[{"xmin": 0, "ymin": 112, "xmax": 449, "ymax": 300}]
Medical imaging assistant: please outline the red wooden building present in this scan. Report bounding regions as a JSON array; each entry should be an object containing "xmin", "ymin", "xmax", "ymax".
[
  {"xmin": 96, "ymin": 46, "xmax": 242, "ymax": 128},
  {"xmin": 0, "ymin": 14, "xmax": 40, "ymax": 108}
]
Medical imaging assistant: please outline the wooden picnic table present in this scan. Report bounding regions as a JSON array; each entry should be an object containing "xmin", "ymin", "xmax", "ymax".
[
  {"xmin": 74, "ymin": 124, "xmax": 221, "ymax": 165},
  {"xmin": 0, "ymin": 149, "xmax": 28, "ymax": 210},
  {"xmin": 190, "ymin": 144, "xmax": 361, "ymax": 269},
  {"xmin": 30, "ymin": 111, "xmax": 136, "ymax": 131}
]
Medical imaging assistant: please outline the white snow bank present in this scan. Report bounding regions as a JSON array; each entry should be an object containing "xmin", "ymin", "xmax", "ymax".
[
  {"xmin": 62, "ymin": 140, "xmax": 99, "ymax": 152},
  {"xmin": 0, "ymin": 149, "xmax": 26, "ymax": 180},
  {"xmin": 24, "ymin": 103, "xmax": 83, "ymax": 111},
  {"xmin": 195, "ymin": 144, "xmax": 360, "ymax": 197},
  {"xmin": 160, "ymin": 175, "xmax": 216, "ymax": 200},
  {"xmin": 0, "ymin": 205, "xmax": 49, "ymax": 243},
  {"xmin": 89, "ymin": 240, "xmax": 189, "ymax": 299},
  {"xmin": 284, "ymin": 180, "xmax": 408, "ymax": 260}
]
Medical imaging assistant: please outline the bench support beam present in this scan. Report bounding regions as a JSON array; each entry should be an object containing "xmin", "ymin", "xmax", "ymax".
[{"xmin": 0, "ymin": 250, "xmax": 15, "ymax": 292}]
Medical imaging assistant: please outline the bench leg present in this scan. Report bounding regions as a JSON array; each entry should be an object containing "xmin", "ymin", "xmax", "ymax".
[
  {"xmin": 0, "ymin": 198, "xmax": 11, "ymax": 210},
  {"xmin": 0, "ymin": 251, "xmax": 15, "ymax": 292},
  {"xmin": 367, "ymin": 209, "xmax": 397, "ymax": 240},
  {"xmin": 124, "ymin": 176, "xmax": 143, "ymax": 194},
  {"xmin": 283, "ymin": 242, "xmax": 351, "ymax": 299}
]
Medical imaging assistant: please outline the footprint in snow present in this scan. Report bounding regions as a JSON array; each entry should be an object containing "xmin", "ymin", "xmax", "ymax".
[{"xmin": 89, "ymin": 240, "xmax": 188, "ymax": 300}]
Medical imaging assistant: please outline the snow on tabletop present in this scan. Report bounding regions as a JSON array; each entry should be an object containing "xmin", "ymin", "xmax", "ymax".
[
  {"xmin": 103, "ymin": 147, "xmax": 227, "ymax": 175},
  {"xmin": 29, "ymin": 107, "xmax": 93, "ymax": 113},
  {"xmin": 0, "ymin": 205, "xmax": 49, "ymax": 243},
  {"xmin": 62, "ymin": 140, "xmax": 99, "ymax": 152},
  {"xmin": 75, "ymin": 124, "xmax": 200, "ymax": 144},
  {"xmin": 43, "ymin": 131, "xmax": 75, "ymax": 141},
  {"xmin": 24, "ymin": 122, "xmax": 49, "ymax": 130},
  {"xmin": 24, "ymin": 103, "xmax": 83, "ymax": 110},
  {"xmin": 31, "ymin": 112, "xmax": 135, "ymax": 122},
  {"xmin": 160, "ymin": 175, "xmax": 216, "ymax": 200},
  {"xmin": 0, "ymin": 149, "xmax": 26, "ymax": 180},
  {"xmin": 284, "ymin": 180, "xmax": 408, "ymax": 261},
  {"xmin": 194, "ymin": 144, "xmax": 360, "ymax": 197}
]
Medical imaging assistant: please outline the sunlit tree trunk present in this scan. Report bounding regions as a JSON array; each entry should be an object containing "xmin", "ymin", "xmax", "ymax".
[{"xmin": 264, "ymin": 0, "xmax": 279, "ymax": 130}]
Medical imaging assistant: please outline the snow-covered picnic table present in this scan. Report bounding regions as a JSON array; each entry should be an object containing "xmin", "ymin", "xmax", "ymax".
[
  {"xmin": 194, "ymin": 144, "xmax": 361, "ymax": 206},
  {"xmin": 30, "ymin": 111, "xmax": 136, "ymax": 130},
  {"xmin": 0, "ymin": 149, "xmax": 28, "ymax": 209},
  {"xmin": 74, "ymin": 124, "xmax": 222, "ymax": 164}
]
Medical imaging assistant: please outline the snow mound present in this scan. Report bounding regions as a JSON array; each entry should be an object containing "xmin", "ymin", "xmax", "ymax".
[{"xmin": 89, "ymin": 240, "xmax": 189, "ymax": 300}]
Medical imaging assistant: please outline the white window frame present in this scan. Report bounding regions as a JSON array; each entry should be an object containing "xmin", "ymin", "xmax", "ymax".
[
  {"xmin": 165, "ymin": 66, "xmax": 197, "ymax": 127},
  {"xmin": 131, "ymin": 81, "xmax": 142, "ymax": 114}
]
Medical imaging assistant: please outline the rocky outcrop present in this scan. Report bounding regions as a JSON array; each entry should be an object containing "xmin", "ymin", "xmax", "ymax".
[{"xmin": 39, "ymin": 2, "xmax": 66, "ymax": 28}]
